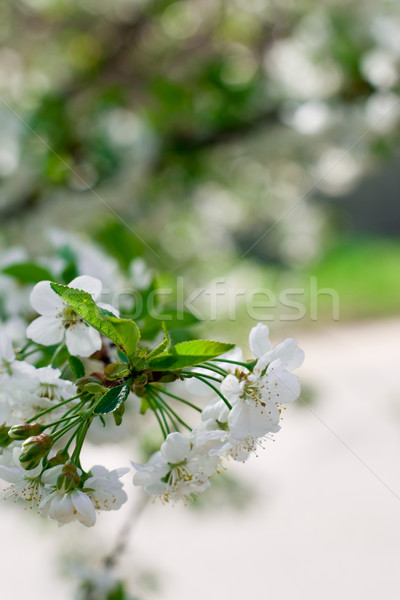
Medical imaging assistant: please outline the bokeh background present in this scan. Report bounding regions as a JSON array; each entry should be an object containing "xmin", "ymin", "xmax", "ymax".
[{"xmin": 0, "ymin": 1, "xmax": 399, "ymax": 599}]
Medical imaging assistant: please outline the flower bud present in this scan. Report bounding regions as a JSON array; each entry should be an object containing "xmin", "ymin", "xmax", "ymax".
[
  {"xmin": 56, "ymin": 463, "xmax": 81, "ymax": 493},
  {"xmin": 0, "ymin": 424, "xmax": 12, "ymax": 447},
  {"xmin": 8, "ymin": 422, "xmax": 45, "ymax": 440},
  {"xmin": 19, "ymin": 433, "xmax": 53, "ymax": 470},
  {"xmin": 46, "ymin": 449, "xmax": 70, "ymax": 468}
]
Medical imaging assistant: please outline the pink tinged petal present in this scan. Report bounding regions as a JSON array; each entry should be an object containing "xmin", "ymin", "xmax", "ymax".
[
  {"xmin": 26, "ymin": 316, "xmax": 65, "ymax": 346},
  {"xmin": 161, "ymin": 432, "xmax": 191, "ymax": 464},
  {"xmin": 249, "ymin": 323, "xmax": 271, "ymax": 358},
  {"xmin": 0, "ymin": 332, "xmax": 15, "ymax": 361},
  {"xmin": 65, "ymin": 322, "xmax": 102, "ymax": 357},
  {"xmin": 29, "ymin": 281, "xmax": 66, "ymax": 316},
  {"xmin": 69, "ymin": 275, "xmax": 102, "ymax": 300},
  {"xmin": 71, "ymin": 490, "xmax": 96, "ymax": 527}
]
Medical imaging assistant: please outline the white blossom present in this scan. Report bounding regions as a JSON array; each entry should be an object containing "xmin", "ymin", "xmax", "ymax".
[
  {"xmin": 8, "ymin": 365, "xmax": 78, "ymax": 424},
  {"xmin": 39, "ymin": 465, "xmax": 96, "ymax": 527},
  {"xmin": 38, "ymin": 464, "xmax": 128, "ymax": 527},
  {"xmin": 27, "ymin": 275, "xmax": 108, "ymax": 357},
  {"xmin": 198, "ymin": 324, "xmax": 304, "ymax": 462},
  {"xmin": 133, "ymin": 432, "xmax": 220, "ymax": 502},
  {"xmin": 0, "ymin": 446, "xmax": 46, "ymax": 509},
  {"xmin": 85, "ymin": 465, "xmax": 129, "ymax": 511}
]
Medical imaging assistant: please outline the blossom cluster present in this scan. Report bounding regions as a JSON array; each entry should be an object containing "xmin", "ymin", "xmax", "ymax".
[
  {"xmin": 0, "ymin": 266, "xmax": 304, "ymax": 526},
  {"xmin": 133, "ymin": 323, "xmax": 304, "ymax": 501}
]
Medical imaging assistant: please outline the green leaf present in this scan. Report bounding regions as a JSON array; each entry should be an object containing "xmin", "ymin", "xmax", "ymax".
[
  {"xmin": 2, "ymin": 262, "xmax": 53, "ymax": 284},
  {"xmin": 68, "ymin": 355, "xmax": 85, "ymax": 379},
  {"xmin": 94, "ymin": 381, "xmax": 131, "ymax": 415},
  {"xmin": 148, "ymin": 340, "xmax": 235, "ymax": 371},
  {"xmin": 108, "ymin": 317, "xmax": 140, "ymax": 359},
  {"xmin": 50, "ymin": 283, "xmax": 140, "ymax": 361}
]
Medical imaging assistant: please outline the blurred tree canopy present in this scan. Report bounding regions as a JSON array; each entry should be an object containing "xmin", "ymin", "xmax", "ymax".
[{"xmin": 0, "ymin": 0, "xmax": 399, "ymax": 316}]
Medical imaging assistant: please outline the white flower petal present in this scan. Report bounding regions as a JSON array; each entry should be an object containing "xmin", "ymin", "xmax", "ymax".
[
  {"xmin": 69, "ymin": 275, "xmax": 102, "ymax": 301},
  {"xmin": 249, "ymin": 323, "xmax": 271, "ymax": 358},
  {"xmin": 65, "ymin": 322, "xmax": 102, "ymax": 357},
  {"xmin": 29, "ymin": 281, "xmax": 66, "ymax": 316},
  {"xmin": 255, "ymin": 338, "xmax": 304, "ymax": 375},
  {"xmin": 0, "ymin": 332, "xmax": 15, "ymax": 362},
  {"xmin": 229, "ymin": 401, "xmax": 279, "ymax": 439},
  {"xmin": 161, "ymin": 432, "xmax": 191, "ymax": 464},
  {"xmin": 201, "ymin": 396, "xmax": 229, "ymax": 423},
  {"xmin": 71, "ymin": 490, "xmax": 96, "ymax": 527},
  {"xmin": 266, "ymin": 361, "xmax": 301, "ymax": 402},
  {"xmin": 26, "ymin": 316, "xmax": 65, "ymax": 346},
  {"xmin": 217, "ymin": 347, "xmax": 244, "ymax": 372},
  {"xmin": 47, "ymin": 493, "xmax": 75, "ymax": 525},
  {"xmin": 41, "ymin": 465, "xmax": 64, "ymax": 486},
  {"xmin": 0, "ymin": 465, "xmax": 22, "ymax": 484},
  {"xmin": 220, "ymin": 374, "xmax": 243, "ymax": 402}
]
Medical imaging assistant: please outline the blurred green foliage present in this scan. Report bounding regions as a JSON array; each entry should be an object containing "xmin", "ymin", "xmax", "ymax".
[{"xmin": 0, "ymin": 0, "xmax": 399, "ymax": 321}]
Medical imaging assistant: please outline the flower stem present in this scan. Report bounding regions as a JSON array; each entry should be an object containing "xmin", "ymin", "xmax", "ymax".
[
  {"xmin": 202, "ymin": 362, "xmax": 228, "ymax": 376},
  {"xmin": 152, "ymin": 386, "xmax": 202, "ymax": 413},
  {"xmin": 152, "ymin": 391, "xmax": 192, "ymax": 432},
  {"xmin": 188, "ymin": 374, "xmax": 232, "ymax": 410},
  {"xmin": 211, "ymin": 358, "xmax": 256, "ymax": 369},
  {"xmin": 147, "ymin": 390, "xmax": 181, "ymax": 432},
  {"xmin": 182, "ymin": 370, "xmax": 222, "ymax": 383},
  {"xmin": 71, "ymin": 418, "xmax": 92, "ymax": 467},
  {"xmin": 46, "ymin": 413, "xmax": 84, "ymax": 430},
  {"xmin": 26, "ymin": 394, "xmax": 83, "ymax": 423},
  {"xmin": 147, "ymin": 395, "xmax": 168, "ymax": 439},
  {"xmin": 52, "ymin": 418, "xmax": 81, "ymax": 443},
  {"xmin": 51, "ymin": 343, "xmax": 66, "ymax": 368}
]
